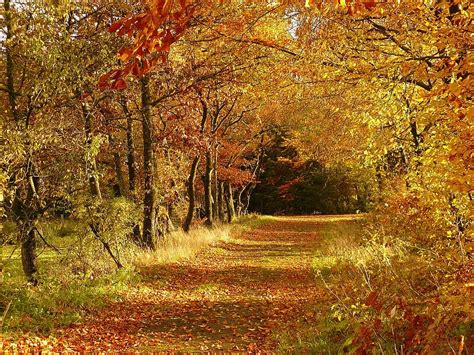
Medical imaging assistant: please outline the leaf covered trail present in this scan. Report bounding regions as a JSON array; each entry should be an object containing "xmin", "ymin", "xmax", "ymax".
[{"xmin": 43, "ymin": 216, "xmax": 350, "ymax": 351}]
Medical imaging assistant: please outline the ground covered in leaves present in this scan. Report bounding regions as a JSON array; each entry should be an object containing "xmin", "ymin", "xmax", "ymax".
[{"xmin": 2, "ymin": 216, "xmax": 357, "ymax": 352}]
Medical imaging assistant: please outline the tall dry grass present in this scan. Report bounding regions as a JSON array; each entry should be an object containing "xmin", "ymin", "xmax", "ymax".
[{"xmin": 134, "ymin": 224, "xmax": 232, "ymax": 268}]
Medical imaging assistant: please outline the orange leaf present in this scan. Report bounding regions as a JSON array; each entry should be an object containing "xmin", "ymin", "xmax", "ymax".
[{"xmin": 118, "ymin": 47, "xmax": 132, "ymax": 62}]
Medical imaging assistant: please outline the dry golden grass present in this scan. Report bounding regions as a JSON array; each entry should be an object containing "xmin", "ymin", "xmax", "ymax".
[{"xmin": 134, "ymin": 225, "xmax": 232, "ymax": 268}]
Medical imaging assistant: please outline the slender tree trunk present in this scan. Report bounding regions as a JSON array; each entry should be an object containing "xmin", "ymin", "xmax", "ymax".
[
  {"xmin": 82, "ymin": 101, "xmax": 102, "ymax": 199},
  {"xmin": 108, "ymin": 132, "xmax": 125, "ymax": 197},
  {"xmin": 120, "ymin": 96, "xmax": 141, "ymax": 244},
  {"xmin": 166, "ymin": 204, "xmax": 176, "ymax": 232},
  {"xmin": 409, "ymin": 119, "xmax": 425, "ymax": 185},
  {"xmin": 225, "ymin": 182, "xmax": 236, "ymax": 223},
  {"xmin": 197, "ymin": 95, "xmax": 211, "ymax": 226},
  {"xmin": 163, "ymin": 145, "xmax": 176, "ymax": 235},
  {"xmin": 218, "ymin": 181, "xmax": 225, "ymax": 222},
  {"xmin": 140, "ymin": 75, "xmax": 155, "ymax": 250},
  {"xmin": 204, "ymin": 151, "xmax": 213, "ymax": 226},
  {"xmin": 212, "ymin": 146, "xmax": 219, "ymax": 221},
  {"xmin": 112, "ymin": 152, "xmax": 126, "ymax": 197},
  {"xmin": 13, "ymin": 163, "xmax": 41, "ymax": 286},
  {"xmin": 121, "ymin": 97, "xmax": 137, "ymax": 196},
  {"xmin": 184, "ymin": 156, "xmax": 200, "ymax": 232},
  {"xmin": 243, "ymin": 183, "xmax": 256, "ymax": 215},
  {"xmin": 237, "ymin": 186, "xmax": 245, "ymax": 217},
  {"xmin": 11, "ymin": 187, "xmax": 39, "ymax": 286}
]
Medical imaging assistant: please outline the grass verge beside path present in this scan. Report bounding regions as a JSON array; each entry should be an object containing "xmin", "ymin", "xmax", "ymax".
[
  {"xmin": 1, "ymin": 216, "xmax": 263, "ymax": 338},
  {"xmin": 276, "ymin": 215, "xmax": 472, "ymax": 354},
  {"xmin": 275, "ymin": 216, "xmax": 365, "ymax": 353}
]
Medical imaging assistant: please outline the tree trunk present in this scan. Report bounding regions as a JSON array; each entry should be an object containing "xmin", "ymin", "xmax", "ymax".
[
  {"xmin": 218, "ymin": 180, "xmax": 225, "ymax": 222},
  {"xmin": 204, "ymin": 151, "xmax": 213, "ymax": 226},
  {"xmin": 217, "ymin": 181, "xmax": 225, "ymax": 222},
  {"xmin": 243, "ymin": 183, "xmax": 256, "ymax": 215},
  {"xmin": 212, "ymin": 147, "xmax": 219, "ymax": 221},
  {"xmin": 121, "ymin": 96, "xmax": 137, "ymax": 197},
  {"xmin": 112, "ymin": 152, "xmax": 126, "ymax": 197},
  {"xmin": 237, "ymin": 186, "xmax": 245, "ymax": 217},
  {"xmin": 4, "ymin": 0, "xmax": 39, "ymax": 285},
  {"xmin": 225, "ymin": 182, "xmax": 236, "ymax": 223},
  {"xmin": 166, "ymin": 204, "xmax": 176, "ymax": 232},
  {"xmin": 20, "ymin": 227, "xmax": 38, "ymax": 285},
  {"xmin": 131, "ymin": 224, "xmax": 141, "ymax": 246},
  {"xmin": 184, "ymin": 156, "xmax": 200, "ymax": 232},
  {"xmin": 120, "ymin": 96, "xmax": 141, "ymax": 245},
  {"xmin": 140, "ymin": 75, "xmax": 156, "ymax": 250},
  {"xmin": 13, "ymin": 165, "xmax": 41, "ymax": 286},
  {"xmin": 82, "ymin": 101, "xmax": 102, "ymax": 199}
]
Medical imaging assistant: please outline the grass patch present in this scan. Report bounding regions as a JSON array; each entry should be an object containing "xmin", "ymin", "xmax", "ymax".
[
  {"xmin": 1, "ymin": 267, "xmax": 138, "ymax": 334},
  {"xmin": 1, "ymin": 218, "xmax": 139, "ymax": 335},
  {"xmin": 235, "ymin": 214, "xmax": 275, "ymax": 230},
  {"xmin": 134, "ymin": 225, "xmax": 232, "ymax": 271},
  {"xmin": 276, "ymin": 217, "xmax": 367, "ymax": 353}
]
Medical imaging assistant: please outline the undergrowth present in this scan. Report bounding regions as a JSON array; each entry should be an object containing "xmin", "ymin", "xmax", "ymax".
[{"xmin": 276, "ymin": 217, "xmax": 473, "ymax": 354}]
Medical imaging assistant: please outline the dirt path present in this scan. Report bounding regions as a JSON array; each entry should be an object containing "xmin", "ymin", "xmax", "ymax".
[{"xmin": 54, "ymin": 216, "xmax": 348, "ymax": 352}]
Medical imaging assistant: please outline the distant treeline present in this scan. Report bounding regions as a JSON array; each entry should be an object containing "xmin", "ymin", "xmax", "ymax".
[{"xmin": 249, "ymin": 130, "xmax": 372, "ymax": 215}]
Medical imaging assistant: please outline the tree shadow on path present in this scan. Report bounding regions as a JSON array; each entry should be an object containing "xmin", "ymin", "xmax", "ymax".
[{"xmin": 60, "ymin": 216, "xmax": 349, "ymax": 352}]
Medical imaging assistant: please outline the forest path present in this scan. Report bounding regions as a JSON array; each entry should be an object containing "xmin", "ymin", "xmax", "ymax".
[{"xmin": 58, "ymin": 216, "xmax": 353, "ymax": 352}]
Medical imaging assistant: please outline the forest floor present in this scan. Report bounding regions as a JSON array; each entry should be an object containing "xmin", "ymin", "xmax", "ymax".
[{"xmin": 2, "ymin": 215, "xmax": 362, "ymax": 352}]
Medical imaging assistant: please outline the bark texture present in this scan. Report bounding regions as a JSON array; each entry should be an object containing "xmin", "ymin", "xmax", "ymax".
[
  {"xmin": 184, "ymin": 156, "xmax": 200, "ymax": 232},
  {"xmin": 140, "ymin": 75, "xmax": 156, "ymax": 249}
]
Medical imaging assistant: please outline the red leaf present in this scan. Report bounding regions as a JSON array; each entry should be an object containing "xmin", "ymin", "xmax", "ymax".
[
  {"xmin": 98, "ymin": 72, "xmax": 112, "ymax": 89},
  {"xmin": 118, "ymin": 47, "xmax": 132, "ymax": 62},
  {"xmin": 132, "ymin": 60, "xmax": 141, "ymax": 76},
  {"xmin": 111, "ymin": 79, "xmax": 127, "ymax": 90},
  {"xmin": 364, "ymin": 291, "xmax": 382, "ymax": 311},
  {"xmin": 109, "ymin": 19, "xmax": 124, "ymax": 33},
  {"xmin": 142, "ymin": 58, "xmax": 151, "ymax": 74}
]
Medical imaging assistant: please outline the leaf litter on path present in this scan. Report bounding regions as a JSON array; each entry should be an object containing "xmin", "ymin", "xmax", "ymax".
[{"xmin": 2, "ymin": 216, "xmax": 349, "ymax": 353}]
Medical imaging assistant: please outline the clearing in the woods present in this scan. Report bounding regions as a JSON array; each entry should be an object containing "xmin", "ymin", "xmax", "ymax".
[{"xmin": 5, "ymin": 215, "xmax": 360, "ymax": 352}]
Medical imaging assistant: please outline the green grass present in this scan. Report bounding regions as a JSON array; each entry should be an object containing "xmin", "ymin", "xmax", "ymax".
[
  {"xmin": 1, "ymin": 221, "xmax": 140, "ymax": 334},
  {"xmin": 1, "ymin": 268, "xmax": 138, "ymax": 333},
  {"xmin": 1, "ymin": 218, "xmax": 136, "ymax": 335}
]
